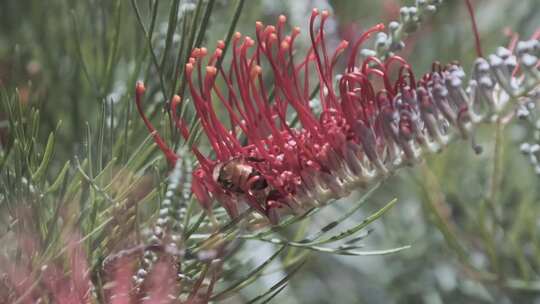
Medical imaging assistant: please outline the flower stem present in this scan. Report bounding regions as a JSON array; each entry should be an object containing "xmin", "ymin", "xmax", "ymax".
[
  {"xmin": 480, "ymin": 116, "xmax": 504, "ymax": 278},
  {"xmin": 464, "ymin": 0, "xmax": 484, "ymax": 58},
  {"xmin": 420, "ymin": 163, "xmax": 469, "ymax": 264}
]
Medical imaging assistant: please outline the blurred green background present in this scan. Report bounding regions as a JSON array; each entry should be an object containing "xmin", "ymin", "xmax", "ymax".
[{"xmin": 1, "ymin": 0, "xmax": 540, "ymax": 303}]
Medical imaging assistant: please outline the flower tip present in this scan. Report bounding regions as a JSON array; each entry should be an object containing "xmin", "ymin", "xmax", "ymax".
[
  {"xmin": 375, "ymin": 23, "xmax": 385, "ymax": 31},
  {"xmin": 321, "ymin": 10, "xmax": 330, "ymax": 18},
  {"xmin": 292, "ymin": 26, "xmax": 301, "ymax": 36},
  {"xmin": 185, "ymin": 62, "xmax": 194, "ymax": 73},
  {"xmin": 191, "ymin": 48, "xmax": 200, "ymax": 57},
  {"xmin": 255, "ymin": 21, "xmax": 264, "ymax": 31},
  {"xmin": 217, "ymin": 40, "xmax": 225, "ymax": 49},
  {"xmin": 265, "ymin": 25, "xmax": 276, "ymax": 34},
  {"xmin": 135, "ymin": 81, "xmax": 146, "ymax": 96},
  {"xmin": 250, "ymin": 65, "xmax": 262, "ymax": 79},
  {"xmin": 311, "ymin": 8, "xmax": 319, "ymax": 16},
  {"xmin": 206, "ymin": 66, "xmax": 217, "ymax": 76},
  {"xmin": 278, "ymin": 14, "xmax": 286, "ymax": 24},
  {"xmin": 200, "ymin": 47, "xmax": 208, "ymax": 57},
  {"xmin": 244, "ymin": 36, "xmax": 255, "ymax": 47},
  {"xmin": 234, "ymin": 31, "xmax": 242, "ymax": 40},
  {"xmin": 171, "ymin": 94, "xmax": 181, "ymax": 106}
]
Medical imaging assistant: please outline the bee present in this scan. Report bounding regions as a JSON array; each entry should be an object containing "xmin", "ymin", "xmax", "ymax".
[
  {"xmin": 213, "ymin": 157, "xmax": 291, "ymax": 224},
  {"xmin": 212, "ymin": 157, "xmax": 268, "ymax": 195}
]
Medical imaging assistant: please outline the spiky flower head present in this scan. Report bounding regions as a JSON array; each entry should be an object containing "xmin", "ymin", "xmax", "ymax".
[{"xmin": 136, "ymin": 10, "xmax": 540, "ymax": 224}]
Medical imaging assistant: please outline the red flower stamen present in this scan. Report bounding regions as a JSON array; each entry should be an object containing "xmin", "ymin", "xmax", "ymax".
[
  {"xmin": 135, "ymin": 82, "xmax": 178, "ymax": 167},
  {"xmin": 137, "ymin": 11, "xmax": 491, "ymax": 224}
]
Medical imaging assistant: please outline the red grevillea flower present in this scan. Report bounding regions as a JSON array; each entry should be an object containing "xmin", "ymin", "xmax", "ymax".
[{"xmin": 136, "ymin": 10, "xmax": 482, "ymax": 224}]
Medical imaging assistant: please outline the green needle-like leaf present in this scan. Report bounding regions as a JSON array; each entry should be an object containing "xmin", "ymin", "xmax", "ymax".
[{"xmin": 31, "ymin": 131, "xmax": 55, "ymax": 181}]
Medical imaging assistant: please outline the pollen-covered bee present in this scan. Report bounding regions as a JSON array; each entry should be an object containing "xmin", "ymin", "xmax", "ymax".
[
  {"xmin": 212, "ymin": 157, "xmax": 268, "ymax": 195},
  {"xmin": 213, "ymin": 157, "xmax": 288, "ymax": 224}
]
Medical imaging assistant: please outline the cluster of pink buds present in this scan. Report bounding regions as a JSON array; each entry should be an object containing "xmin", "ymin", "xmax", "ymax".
[{"xmin": 136, "ymin": 9, "xmax": 539, "ymax": 224}]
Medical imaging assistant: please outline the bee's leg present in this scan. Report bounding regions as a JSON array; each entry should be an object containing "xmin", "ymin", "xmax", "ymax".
[{"xmin": 245, "ymin": 156, "xmax": 265, "ymax": 162}]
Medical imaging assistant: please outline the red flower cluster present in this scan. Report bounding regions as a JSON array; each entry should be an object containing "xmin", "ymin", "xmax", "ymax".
[{"xmin": 136, "ymin": 10, "xmax": 474, "ymax": 224}]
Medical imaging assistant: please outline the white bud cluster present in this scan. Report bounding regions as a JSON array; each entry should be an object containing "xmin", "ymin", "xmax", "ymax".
[
  {"xmin": 362, "ymin": 0, "xmax": 444, "ymax": 59},
  {"xmin": 471, "ymin": 39, "xmax": 539, "ymax": 115},
  {"xmin": 289, "ymin": 40, "xmax": 539, "ymax": 212},
  {"xmin": 515, "ymin": 41, "xmax": 540, "ymax": 175}
]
